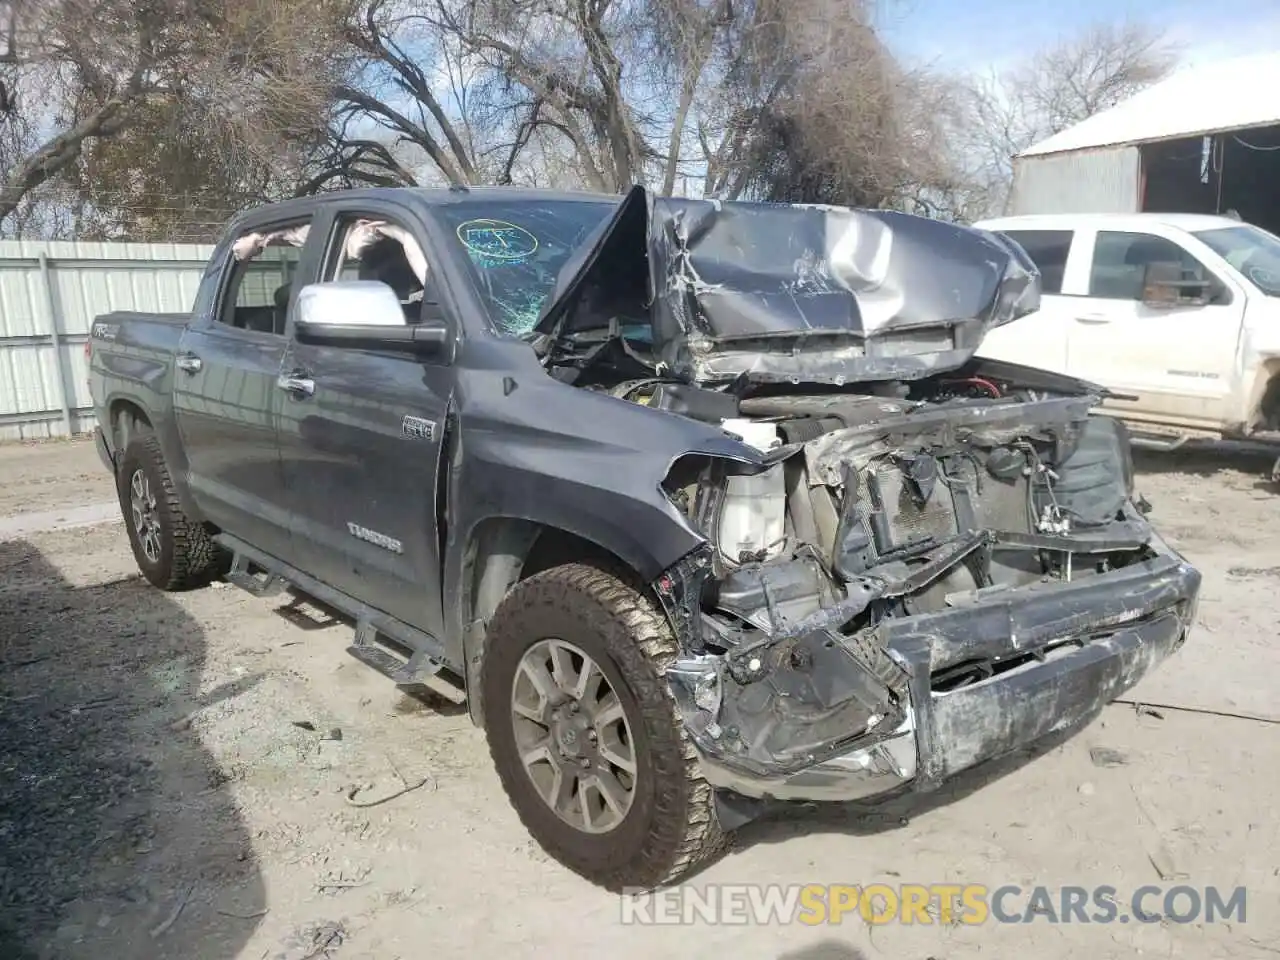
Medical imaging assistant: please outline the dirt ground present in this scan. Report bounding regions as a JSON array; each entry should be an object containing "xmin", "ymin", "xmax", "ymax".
[{"xmin": 1, "ymin": 436, "xmax": 1278, "ymax": 960}]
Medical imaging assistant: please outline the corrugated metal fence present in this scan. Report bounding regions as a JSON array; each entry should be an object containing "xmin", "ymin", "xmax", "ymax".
[{"xmin": 0, "ymin": 241, "xmax": 214, "ymax": 441}]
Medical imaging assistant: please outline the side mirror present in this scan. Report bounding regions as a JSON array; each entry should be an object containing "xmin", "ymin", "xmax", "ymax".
[
  {"xmin": 1141, "ymin": 262, "xmax": 1210, "ymax": 307},
  {"xmin": 294, "ymin": 281, "xmax": 449, "ymax": 355}
]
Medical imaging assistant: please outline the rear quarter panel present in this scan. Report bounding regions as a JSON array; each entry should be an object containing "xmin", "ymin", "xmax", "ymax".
[{"xmin": 90, "ymin": 311, "xmax": 203, "ymax": 517}]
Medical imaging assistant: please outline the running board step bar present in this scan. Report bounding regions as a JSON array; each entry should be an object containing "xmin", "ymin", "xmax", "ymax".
[
  {"xmin": 1127, "ymin": 433, "xmax": 1190, "ymax": 452},
  {"xmin": 214, "ymin": 534, "xmax": 466, "ymax": 704},
  {"xmin": 224, "ymin": 552, "xmax": 286, "ymax": 597},
  {"xmin": 348, "ymin": 620, "xmax": 466, "ymax": 704}
]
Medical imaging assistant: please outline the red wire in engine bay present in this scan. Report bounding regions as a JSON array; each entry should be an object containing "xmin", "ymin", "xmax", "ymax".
[{"xmin": 940, "ymin": 376, "xmax": 1003, "ymax": 398}]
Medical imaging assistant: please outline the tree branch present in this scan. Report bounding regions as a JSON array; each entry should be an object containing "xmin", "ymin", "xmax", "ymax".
[
  {"xmin": 0, "ymin": 73, "xmax": 145, "ymax": 224},
  {"xmin": 361, "ymin": 2, "xmax": 478, "ymax": 183}
]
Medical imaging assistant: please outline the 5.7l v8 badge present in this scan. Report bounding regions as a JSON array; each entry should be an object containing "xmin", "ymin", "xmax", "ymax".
[{"xmin": 402, "ymin": 415, "xmax": 436, "ymax": 441}]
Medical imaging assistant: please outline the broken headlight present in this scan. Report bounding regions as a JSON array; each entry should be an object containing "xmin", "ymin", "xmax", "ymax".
[
  {"xmin": 714, "ymin": 419, "xmax": 787, "ymax": 565},
  {"xmin": 1050, "ymin": 416, "xmax": 1135, "ymax": 525},
  {"xmin": 716, "ymin": 463, "xmax": 787, "ymax": 564}
]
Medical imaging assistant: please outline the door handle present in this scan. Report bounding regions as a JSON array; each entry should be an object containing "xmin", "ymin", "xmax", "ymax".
[
  {"xmin": 277, "ymin": 373, "xmax": 316, "ymax": 398},
  {"xmin": 1075, "ymin": 314, "xmax": 1112, "ymax": 325},
  {"xmin": 175, "ymin": 353, "xmax": 203, "ymax": 373}
]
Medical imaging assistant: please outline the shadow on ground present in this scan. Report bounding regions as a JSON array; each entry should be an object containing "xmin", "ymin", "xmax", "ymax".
[
  {"xmin": 270, "ymin": 587, "xmax": 469, "ymax": 717},
  {"xmin": 777, "ymin": 941, "xmax": 870, "ymax": 960},
  {"xmin": 0, "ymin": 539, "xmax": 265, "ymax": 960},
  {"xmin": 1133, "ymin": 440, "xmax": 1277, "ymax": 480}
]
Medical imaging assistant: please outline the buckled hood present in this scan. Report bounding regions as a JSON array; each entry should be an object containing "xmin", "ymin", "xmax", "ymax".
[{"xmin": 534, "ymin": 185, "xmax": 1041, "ymax": 386}]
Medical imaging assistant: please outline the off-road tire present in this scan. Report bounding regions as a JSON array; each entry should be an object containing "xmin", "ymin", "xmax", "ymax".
[
  {"xmin": 481, "ymin": 562, "xmax": 728, "ymax": 891},
  {"xmin": 116, "ymin": 435, "xmax": 226, "ymax": 591}
]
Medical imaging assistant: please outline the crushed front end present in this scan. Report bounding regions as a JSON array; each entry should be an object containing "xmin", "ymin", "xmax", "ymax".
[
  {"xmin": 531, "ymin": 188, "xmax": 1198, "ymax": 811},
  {"xmin": 652, "ymin": 362, "xmax": 1201, "ymax": 809}
]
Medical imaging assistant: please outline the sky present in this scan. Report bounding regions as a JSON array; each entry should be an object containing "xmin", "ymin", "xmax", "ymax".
[{"xmin": 877, "ymin": 0, "xmax": 1280, "ymax": 72}]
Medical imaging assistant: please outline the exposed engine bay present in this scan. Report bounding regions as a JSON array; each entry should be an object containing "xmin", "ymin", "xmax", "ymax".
[
  {"xmin": 661, "ymin": 364, "xmax": 1138, "ymax": 641},
  {"xmin": 563, "ymin": 353, "xmax": 1171, "ymax": 805}
]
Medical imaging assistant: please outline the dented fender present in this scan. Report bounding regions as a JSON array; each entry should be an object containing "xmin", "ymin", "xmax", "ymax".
[{"xmin": 439, "ymin": 343, "xmax": 762, "ymax": 700}]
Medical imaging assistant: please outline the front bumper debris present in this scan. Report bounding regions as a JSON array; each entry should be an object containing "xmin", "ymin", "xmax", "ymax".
[{"xmin": 668, "ymin": 544, "xmax": 1200, "ymax": 804}]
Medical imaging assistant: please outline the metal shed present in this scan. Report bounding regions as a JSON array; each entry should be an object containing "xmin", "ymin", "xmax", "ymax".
[{"xmin": 1009, "ymin": 52, "xmax": 1280, "ymax": 232}]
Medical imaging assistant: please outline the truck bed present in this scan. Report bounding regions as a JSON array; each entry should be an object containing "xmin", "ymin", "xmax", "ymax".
[{"xmin": 88, "ymin": 311, "xmax": 191, "ymax": 454}]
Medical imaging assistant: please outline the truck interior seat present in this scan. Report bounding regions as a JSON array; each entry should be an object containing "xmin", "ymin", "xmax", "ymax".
[
  {"xmin": 272, "ymin": 283, "xmax": 291, "ymax": 335},
  {"xmin": 358, "ymin": 238, "xmax": 424, "ymax": 322},
  {"xmin": 233, "ymin": 306, "xmax": 277, "ymax": 335}
]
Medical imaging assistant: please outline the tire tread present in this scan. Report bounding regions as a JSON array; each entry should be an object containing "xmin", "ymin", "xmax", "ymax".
[
  {"xmin": 482, "ymin": 562, "xmax": 729, "ymax": 890},
  {"xmin": 119, "ymin": 434, "xmax": 225, "ymax": 590}
]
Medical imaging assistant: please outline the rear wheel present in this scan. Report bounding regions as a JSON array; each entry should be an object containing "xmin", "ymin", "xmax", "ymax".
[
  {"xmin": 481, "ymin": 562, "xmax": 727, "ymax": 891},
  {"xmin": 116, "ymin": 435, "xmax": 227, "ymax": 590}
]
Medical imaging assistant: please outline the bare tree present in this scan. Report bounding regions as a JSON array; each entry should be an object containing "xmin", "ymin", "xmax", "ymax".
[
  {"xmin": 315, "ymin": 0, "xmax": 715, "ymax": 194},
  {"xmin": 684, "ymin": 0, "xmax": 962, "ymax": 208},
  {"xmin": 7, "ymin": 0, "xmax": 1108, "ymax": 237},
  {"xmin": 956, "ymin": 21, "xmax": 1180, "ymax": 219},
  {"xmin": 303, "ymin": 0, "xmax": 616, "ymax": 192},
  {"xmin": 1018, "ymin": 21, "xmax": 1179, "ymax": 135},
  {"xmin": 318, "ymin": 0, "xmax": 481, "ymax": 190},
  {"xmin": 440, "ymin": 0, "xmax": 656, "ymax": 191},
  {"xmin": 0, "ymin": 0, "xmax": 156, "ymax": 226},
  {"xmin": 292, "ymin": 0, "xmax": 971, "ymax": 210},
  {"xmin": 0, "ymin": 0, "xmax": 345, "ymax": 235}
]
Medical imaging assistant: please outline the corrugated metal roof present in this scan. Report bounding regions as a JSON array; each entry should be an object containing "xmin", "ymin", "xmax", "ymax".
[{"xmin": 1020, "ymin": 52, "xmax": 1280, "ymax": 158}]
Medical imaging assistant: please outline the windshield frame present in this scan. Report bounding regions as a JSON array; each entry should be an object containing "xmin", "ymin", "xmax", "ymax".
[
  {"xmin": 430, "ymin": 195, "xmax": 622, "ymax": 339},
  {"xmin": 1192, "ymin": 224, "xmax": 1280, "ymax": 297}
]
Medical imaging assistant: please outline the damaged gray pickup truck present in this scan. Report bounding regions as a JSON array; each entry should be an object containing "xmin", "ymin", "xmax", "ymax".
[{"xmin": 88, "ymin": 184, "xmax": 1201, "ymax": 892}]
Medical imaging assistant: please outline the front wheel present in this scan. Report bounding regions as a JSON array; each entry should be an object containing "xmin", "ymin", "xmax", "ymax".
[
  {"xmin": 481, "ymin": 563, "xmax": 727, "ymax": 891},
  {"xmin": 116, "ymin": 435, "xmax": 227, "ymax": 590}
]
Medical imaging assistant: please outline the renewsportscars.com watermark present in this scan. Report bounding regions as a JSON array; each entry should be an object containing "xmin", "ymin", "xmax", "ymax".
[{"xmin": 619, "ymin": 884, "xmax": 1248, "ymax": 926}]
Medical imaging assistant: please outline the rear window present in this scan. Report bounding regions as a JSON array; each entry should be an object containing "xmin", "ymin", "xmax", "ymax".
[{"xmin": 999, "ymin": 229, "xmax": 1073, "ymax": 295}]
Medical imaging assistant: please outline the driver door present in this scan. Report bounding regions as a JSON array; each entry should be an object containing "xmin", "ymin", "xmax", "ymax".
[
  {"xmin": 275, "ymin": 206, "xmax": 453, "ymax": 641},
  {"xmin": 1066, "ymin": 229, "xmax": 1243, "ymax": 429}
]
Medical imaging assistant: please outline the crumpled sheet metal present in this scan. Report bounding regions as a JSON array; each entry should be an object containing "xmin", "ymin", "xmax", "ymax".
[
  {"xmin": 647, "ymin": 195, "xmax": 1041, "ymax": 384},
  {"xmin": 536, "ymin": 185, "xmax": 1041, "ymax": 386}
]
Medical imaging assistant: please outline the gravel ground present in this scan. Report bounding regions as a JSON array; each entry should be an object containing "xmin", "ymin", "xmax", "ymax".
[{"xmin": 1, "ymin": 436, "xmax": 1278, "ymax": 959}]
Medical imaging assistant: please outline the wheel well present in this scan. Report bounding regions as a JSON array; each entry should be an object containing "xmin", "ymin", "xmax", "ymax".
[
  {"xmin": 521, "ymin": 527, "xmax": 624, "ymax": 581},
  {"xmin": 465, "ymin": 519, "xmax": 635, "ymax": 633},
  {"xmin": 461, "ymin": 518, "xmax": 655, "ymax": 728},
  {"xmin": 1260, "ymin": 371, "xmax": 1280, "ymax": 431},
  {"xmin": 109, "ymin": 400, "xmax": 152, "ymax": 450}
]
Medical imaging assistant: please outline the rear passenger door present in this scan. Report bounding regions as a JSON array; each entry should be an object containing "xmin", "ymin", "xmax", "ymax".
[
  {"xmin": 1065, "ymin": 229, "xmax": 1243, "ymax": 428},
  {"xmin": 976, "ymin": 228, "xmax": 1075, "ymax": 374},
  {"xmin": 173, "ymin": 214, "xmax": 319, "ymax": 563}
]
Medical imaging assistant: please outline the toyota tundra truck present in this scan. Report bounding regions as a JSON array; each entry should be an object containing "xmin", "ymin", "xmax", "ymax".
[{"xmin": 87, "ymin": 185, "xmax": 1201, "ymax": 892}]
